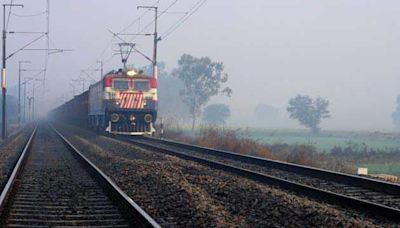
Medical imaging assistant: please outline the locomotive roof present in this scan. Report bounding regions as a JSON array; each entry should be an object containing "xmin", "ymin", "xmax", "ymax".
[{"xmin": 103, "ymin": 69, "xmax": 152, "ymax": 79}]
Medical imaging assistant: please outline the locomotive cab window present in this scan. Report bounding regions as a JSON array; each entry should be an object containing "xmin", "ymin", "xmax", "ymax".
[
  {"xmin": 113, "ymin": 79, "xmax": 129, "ymax": 90},
  {"xmin": 134, "ymin": 80, "xmax": 150, "ymax": 92}
]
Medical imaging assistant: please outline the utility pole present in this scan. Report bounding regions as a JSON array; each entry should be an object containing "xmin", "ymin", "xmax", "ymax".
[
  {"xmin": 18, "ymin": 60, "xmax": 30, "ymax": 128},
  {"xmin": 27, "ymin": 96, "xmax": 32, "ymax": 122},
  {"xmin": 2, "ymin": 3, "xmax": 23, "ymax": 139},
  {"xmin": 137, "ymin": 5, "xmax": 160, "ymax": 79},
  {"xmin": 97, "ymin": 60, "xmax": 103, "ymax": 79},
  {"xmin": 23, "ymin": 77, "xmax": 27, "ymax": 124},
  {"xmin": 71, "ymin": 78, "xmax": 85, "ymax": 94},
  {"xmin": 32, "ymin": 83, "xmax": 34, "ymax": 121}
]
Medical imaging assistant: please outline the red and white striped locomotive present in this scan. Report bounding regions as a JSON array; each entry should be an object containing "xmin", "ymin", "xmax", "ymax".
[{"xmin": 88, "ymin": 68, "xmax": 157, "ymax": 135}]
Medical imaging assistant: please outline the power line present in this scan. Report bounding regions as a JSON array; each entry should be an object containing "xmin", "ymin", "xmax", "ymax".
[
  {"xmin": 10, "ymin": 11, "xmax": 46, "ymax": 17},
  {"xmin": 119, "ymin": 0, "xmax": 159, "ymax": 33},
  {"xmin": 6, "ymin": 0, "xmax": 14, "ymax": 30},
  {"xmin": 82, "ymin": 0, "xmax": 163, "ymax": 81},
  {"xmin": 6, "ymin": 34, "xmax": 46, "ymax": 60},
  {"xmin": 43, "ymin": 0, "xmax": 50, "ymax": 106},
  {"xmin": 81, "ymin": 0, "xmax": 160, "ymax": 80},
  {"xmin": 126, "ymin": 0, "xmax": 178, "ymax": 43},
  {"xmin": 162, "ymin": 0, "xmax": 208, "ymax": 39}
]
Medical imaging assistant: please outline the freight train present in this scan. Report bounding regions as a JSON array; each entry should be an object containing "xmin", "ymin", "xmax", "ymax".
[{"xmin": 51, "ymin": 68, "xmax": 157, "ymax": 135}]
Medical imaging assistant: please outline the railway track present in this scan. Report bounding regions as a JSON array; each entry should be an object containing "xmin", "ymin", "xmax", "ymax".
[
  {"xmin": 126, "ymin": 136, "xmax": 400, "ymax": 222},
  {"xmin": 0, "ymin": 125, "xmax": 159, "ymax": 227}
]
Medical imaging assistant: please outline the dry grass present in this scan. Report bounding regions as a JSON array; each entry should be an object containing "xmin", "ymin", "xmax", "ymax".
[
  {"xmin": 162, "ymin": 125, "xmax": 355, "ymax": 174},
  {"xmin": 195, "ymin": 127, "xmax": 273, "ymax": 159}
]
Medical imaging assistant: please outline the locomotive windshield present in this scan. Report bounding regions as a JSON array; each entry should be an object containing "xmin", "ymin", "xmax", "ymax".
[
  {"xmin": 113, "ymin": 79, "xmax": 129, "ymax": 90},
  {"xmin": 134, "ymin": 80, "xmax": 150, "ymax": 92}
]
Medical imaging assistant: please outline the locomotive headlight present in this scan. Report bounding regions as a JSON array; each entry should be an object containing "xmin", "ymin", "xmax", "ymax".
[
  {"xmin": 111, "ymin": 113, "xmax": 119, "ymax": 122},
  {"xmin": 144, "ymin": 114, "xmax": 153, "ymax": 123},
  {"xmin": 129, "ymin": 114, "xmax": 136, "ymax": 122},
  {"xmin": 127, "ymin": 69, "xmax": 137, "ymax": 77}
]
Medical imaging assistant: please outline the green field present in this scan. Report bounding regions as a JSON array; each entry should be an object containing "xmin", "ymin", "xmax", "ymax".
[
  {"xmin": 241, "ymin": 128, "xmax": 400, "ymax": 152},
  {"xmin": 175, "ymin": 126, "xmax": 400, "ymax": 176},
  {"xmin": 357, "ymin": 163, "xmax": 400, "ymax": 175},
  {"xmin": 240, "ymin": 128, "xmax": 400, "ymax": 176}
]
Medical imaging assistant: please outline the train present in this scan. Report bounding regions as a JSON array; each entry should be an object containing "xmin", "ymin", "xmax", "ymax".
[{"xmin": 51, "ymin": 68, "xmax": 158, "ymax": 135}]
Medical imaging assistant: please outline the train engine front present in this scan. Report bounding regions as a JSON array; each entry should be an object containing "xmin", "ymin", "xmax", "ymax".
[{"xmin": 89, "ymin": 68, "xmax": 157, "ymax": 135}]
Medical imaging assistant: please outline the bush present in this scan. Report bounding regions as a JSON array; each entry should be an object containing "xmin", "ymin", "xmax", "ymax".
[
  {"xmin": 195, "ymin": 127, "xmax": 273, "ymax": 158},
  {"xmin": 161, "ymin": 124, "xmax": 355, "ymax": 174}
]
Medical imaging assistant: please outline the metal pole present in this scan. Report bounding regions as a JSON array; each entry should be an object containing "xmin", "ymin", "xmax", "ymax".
[
  {"xmin": 18, "ymin": 62, "xmax": 20, "ymax": 128},
  {"xmin": 153, "ymin": 7, "xmax": 158, "ymax": 79},
  {"xmin": 97, "ymin": 60, "xmax": 103, "ymax": 80},
  {"xmin": 2, "ymin": 5, "xmax": 6, "ymax": 139},
  {"xmin": 82, "ymin": 79, "xmax": 85, "ymax": 93},
  {"xmin": 101, "ymin": 61, "xmax": 103, "ymax": 78},
  {"xmin": 1, "ymin": 3, "xmax": 23, "ymax": 139},
  {"xmin": 18, "ymin": 60, "xmax": 29, "ymax": 128},
  {"xmin": 137, "ymin": 6, "xmax": 159, "ymax": 79},
  {"xmin": 27, "ymin": 97, "xmax": 31, "ymax": 122},
  {"xmin": 32, "ymin": 83, "xmax": 34, "ymax": 121},
  {"xmin": 23, "ymin": 78, "xmax": 26, "ymax": 124}
]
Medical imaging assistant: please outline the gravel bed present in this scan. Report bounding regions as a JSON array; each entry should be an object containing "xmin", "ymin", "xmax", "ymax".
[
  {"xmin": 0, "ymin": 125, "xmax": 34, "ymax": 189},
  {"xmin": 2, "ymin": 125, "xmax": 131, "ymax": 227},
  {"xmin": 55, "ymin": 123, "xmax": 398, "ymax": 227},
  {"xmin": 136, "ymin": 139, "xmax": 400, "ymax": 209}
]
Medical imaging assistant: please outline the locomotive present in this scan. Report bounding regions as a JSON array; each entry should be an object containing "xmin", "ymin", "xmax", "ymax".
[
  {"xmin": 51, "ymin": 68, "xmax": 157, "ymax": 135},
  {"xmin": 89, "ymin": 68, "xmax": 157, "ymax": 135}
]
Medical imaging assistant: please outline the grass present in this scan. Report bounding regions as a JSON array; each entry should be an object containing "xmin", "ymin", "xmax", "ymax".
[
  {"xmin": 357, "ymin": 163, "xmax": 400, "ymax": 175},
  {"xmin": 162, "ymin": 123, "xmax": 400, "ymax": 179},
  {"xmin": 241, "ymin": 128, "xmax": 400, "ymax": 152}
]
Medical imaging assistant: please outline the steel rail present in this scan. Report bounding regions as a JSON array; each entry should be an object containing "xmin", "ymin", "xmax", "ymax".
[
  {"xmin": 125, "ymin": 137, "xmax": 400, "ymax": 222},
  {"xmin": 0, "ymin": 126, "xmax": 37, "ymax": 215},
  {"xmin": 141, "ymin": 137, "xmax": 400, "ymax": 195},
  {"xmin": 51, "ymin": 126, "xmax": 160, "ymax": 228}
]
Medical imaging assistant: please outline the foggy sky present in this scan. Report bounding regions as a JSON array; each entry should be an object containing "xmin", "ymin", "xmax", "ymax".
[{"xmin": 4, "ymin": 0, "xmax": 400, "ymax": 131}]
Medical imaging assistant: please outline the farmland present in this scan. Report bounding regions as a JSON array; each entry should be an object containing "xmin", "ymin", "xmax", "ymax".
[
  {"xmin": 241, "ymin": 128, "xmax": 400, "ymax": 176},
  {"xmin": 162, "ymin": 123, "xmax": 400, "ymax": 178},
  {"xmin": 242, "ymin": 128, "xmax": 400, "ymax": 152}
]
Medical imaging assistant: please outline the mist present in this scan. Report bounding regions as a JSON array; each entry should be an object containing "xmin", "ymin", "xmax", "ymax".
[{"xmin": 4, "ymin": 0, "xmax": 400, "ymax": 131}]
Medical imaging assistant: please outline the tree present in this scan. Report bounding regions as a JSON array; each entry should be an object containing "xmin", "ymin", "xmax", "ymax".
[
  {"xmin": 392, "ymin": 95, "xmax": 400, "ymax": 130},
  {"xmin": 142, "ymin": 62, "xmax": 191, "ymax": 121},
  {"xmin": 286, "ymin": 95, "xmax": 330, "ymax": 134},
  {"xmin": 174, "ymin": 54, "xmax": 232, "ymax": 130},
  {"xmin": 202, "ymin": 104, "xmax": 230, "ymax": 124}
]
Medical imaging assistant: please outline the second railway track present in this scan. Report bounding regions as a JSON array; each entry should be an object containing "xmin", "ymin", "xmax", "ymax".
[
  {"xmin": 126, "ymin": 136, "xmax": 400, "ymax": 222},
  {"xmin": 0, "ymin": 125, "xmax": 159, "ymax": 227}
]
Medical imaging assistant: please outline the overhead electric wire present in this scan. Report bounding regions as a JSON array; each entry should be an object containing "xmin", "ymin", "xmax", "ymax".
[
  {"xmin": 43, "ymin": 0, "xmax": 50, "ymax": 103},
  {"xmin": 162, "ymin": 0, "xmax": 208, "ymax": 39},
  {"xmin": 83, "ymin": 0, "xmax": 184, "ymax": 80},
  {"xmin": 119, "ymin": 0, "xmax": 159, "ymax": 34},
  {"xmin": 7, "ymin": 33, "xmax": 46, "ymax": 59},
  {"xmin": 6, "ymin": 0, "xmax": 14, "ymax": 30},
  {"xmin": 159, "ymin": 11, "xmax": 188, "ymax": 15},
  {"xmin": 81, "ymin": 0, "xmax": 162, "ymax": 82},
  {"xmin": 127, "ymin": 0, "xmax": 179, "ymax": 43},
  {"xmin": 10, "ymin": 11, "xmax": 46, "ymax": 17},
  {"xmin": 82, "ymin": 0, "xmax": 160, "ymax": 80}
]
